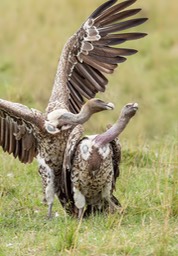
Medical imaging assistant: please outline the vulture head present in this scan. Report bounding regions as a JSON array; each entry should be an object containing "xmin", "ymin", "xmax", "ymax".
[
  {"xmin": 45, "ymin": 98, "xmax": 114, "ymax": 134},
  {"xmin": 120, "ymin": 102, "xmax": 138, "ymax": 119},
  {"xmin": 94, "ymin": 102, "xmax": 139, "ymax": 147}
]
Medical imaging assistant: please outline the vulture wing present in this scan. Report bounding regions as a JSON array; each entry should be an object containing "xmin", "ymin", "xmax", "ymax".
[
  {"xmin": 62, "ymin": 125, "xmax": 84, "ymax": 204},
  {"xmin": 110, "ymin": 138, "xmax": 121, "ymax": 190},
  {"xmin": 0, "ymin": 99, "xmax": 45, "ymax": 163},
  {"xmin": 58, "ymin": 0, "xmax": 147, "ymax": 113}
]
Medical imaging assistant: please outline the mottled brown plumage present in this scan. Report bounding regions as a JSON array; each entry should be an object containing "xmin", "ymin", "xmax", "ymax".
[
  {"xmin": 46, "ymin": 0, "xmax": 147, "ymax": 114},
  {"xmin": 62, "ymin": 103, "xmax": 138, "ymax": 218},
  {"xmin": 0, "ymin": 99, "xmax": 112, "ymax": 218},
  {"xmin": 0, "ymin": 0, "xmax": 147, "ymax": 218},
  {"xmin": 45, "ymin": 99, "xmax": 114, "ymax": 134}
]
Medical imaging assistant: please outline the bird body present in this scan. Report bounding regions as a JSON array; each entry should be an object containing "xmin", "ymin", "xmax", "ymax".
[
  {"xmin": 62, "ymin": 103, "xmax": 138, "ymax": 218},
  {"xmin": 0, "ymin": 0, "xmax": 147, "ymax": 217},
  {"xmin": 0, "ymin": 98, "xmax": 73, "ymax": 217},
  {"xmin": 72, "ymin": 137, "xmax": 114, "ymax": 205},
  {"xmin": 0, "ymin": 97, "xmax": 114, "ymax": 218}
]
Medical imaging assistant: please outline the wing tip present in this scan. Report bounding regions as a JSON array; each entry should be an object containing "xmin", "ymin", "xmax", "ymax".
[{"xmin": 88, "ymin": 0, "xmax": 117, "ymax": 20}]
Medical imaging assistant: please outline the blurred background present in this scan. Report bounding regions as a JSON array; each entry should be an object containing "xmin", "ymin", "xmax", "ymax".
[{"xmin": 0, "ymin": 0, "xmax": 177, "ymax": 144}]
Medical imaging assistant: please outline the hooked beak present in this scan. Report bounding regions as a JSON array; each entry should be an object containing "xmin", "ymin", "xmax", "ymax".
[
  {"xmin": 132, "ymin": 102, "xmax": 139, "ymax": 111},
  {"xmin": 105, "ymin": 102, "xmax": 115, "ymax": 110}
]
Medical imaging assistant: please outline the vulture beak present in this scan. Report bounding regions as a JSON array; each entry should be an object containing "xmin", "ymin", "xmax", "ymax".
[
  {"xmin": 105, "ymin": 102, "xmax": 115, "ymax": 110},
  {"xmin": 132, "ymin": 102, "xmax": 139, "ymax": 110}
]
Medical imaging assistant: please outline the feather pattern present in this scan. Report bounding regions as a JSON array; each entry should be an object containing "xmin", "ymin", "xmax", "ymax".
[
  {"xmin": 94, "ymin": 0, "xmax": 138, "ymax": 24},
  {"xmin": 47, "ymin": 0, "xmax": 147, "ymax": 113},
  {"xmin": 0, "ymin": 0, "xmax": 147, "ymax": 218},
  {"xmin": 61, "ymin": 103, "xmax": 138, "ymax": 218},
  {"xmin": 98, "ymin": 8, "xmax": 142, "ymax": 26},
  {"xmin": 0, "ymin": 99, "xmax": 45, "ymax": 163},
  {"xmin": 62, "ymin": 130, "xmax": 121, "ymax": 217}
]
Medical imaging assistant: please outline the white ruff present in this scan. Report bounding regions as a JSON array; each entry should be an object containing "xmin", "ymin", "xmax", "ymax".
[
  {"xmin": 98, "ymin": 144, "xmax": 110, "ymax": 160},
  {"xmin": 37, "ymin": 155, "xmax": 55, "ymax": 205},
  {"xmin": 80, "ymin": 135, "xmax": 110, "ymax": 160},
  {"xmin": 80, "ymin": 135, "xmax": 96, "ymax": 161},
  {"xmin": 47, "ymin": 108, "xmax": 68, "ymax": 126}
]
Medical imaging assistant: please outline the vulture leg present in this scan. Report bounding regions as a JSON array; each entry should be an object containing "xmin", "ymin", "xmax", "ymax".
[
  {"xmin": 47, "ymin": 202, "xmax": 53, "ymax": 219},
  {"xmin": 107, "ymin": 198, "xmax": 123, "ymax": 214},
  {"xmin": 38, "ymin": 162, "xmax": 55, "ymax": 218},
  {"xmin": 102, "ymin": 182, "xmax": 122, "ymax": 214},
  {"xmin": 46, "ymin": 175, "xmax": 55, "ymax": 219},
  {"xmin": 38, "ymin": 166, "xmax": 47, "ymax": 204},
  {"xmin": 78, "ymin": 207, "xmax": 85, "ymax": 220}
]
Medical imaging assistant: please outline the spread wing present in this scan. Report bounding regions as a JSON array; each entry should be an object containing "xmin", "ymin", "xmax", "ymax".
[
  {"xmin": 63, "ymin": 0, "xmax": 147, "ymax": 113},
  {"xmin": 0, "ymin": 99, "xmax": 45, "ymax": 163}
]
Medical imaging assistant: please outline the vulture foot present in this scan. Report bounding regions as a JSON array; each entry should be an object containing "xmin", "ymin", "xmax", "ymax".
[
  {"xmin": 47, "ymin": 203, "xmax": 53, "ymax": 219},
  {"xmin": 108, "ymin": 199, "xmax": 123, "ymax": 214}
]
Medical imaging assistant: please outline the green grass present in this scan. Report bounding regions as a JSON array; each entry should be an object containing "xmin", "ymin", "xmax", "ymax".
[
  {"xmin": 0, "ymin": 140, "xmax": 177, "ymax": 255},
  {"xmin": 0, "ymin": 0, "xmax": 178, "ymax": 255}
]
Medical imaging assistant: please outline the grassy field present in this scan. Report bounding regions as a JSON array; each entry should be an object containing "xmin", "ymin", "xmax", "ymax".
[{"xmin": 0, "ymin": 0, "xmax": 177, "ymax": 255}]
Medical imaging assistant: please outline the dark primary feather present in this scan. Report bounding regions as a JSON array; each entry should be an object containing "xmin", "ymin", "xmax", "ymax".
[
  {"xmin": 98, "ymin": 8, "xmax": 142, "ymax": 26},
  {"xmin": 94, "ymin": 0, "xmax": 137, "ymax": 24},
  {"xmin": 61, "ymin": 0, "xmax": 147, "ymax": 113},
  {"xmin": 104, "ymin": 32, "xmax": 147, "ymax": 41},
  {"xmin": 88, "ymin": 0, "xmax": 118, "ymax": 19},
  {"xmin": 0, "ymin": 99, "xmax": 44, "ymax": 163},
  {"xmin": 99, "ymin": 18, "xmax": 147, "ymax": 35}
]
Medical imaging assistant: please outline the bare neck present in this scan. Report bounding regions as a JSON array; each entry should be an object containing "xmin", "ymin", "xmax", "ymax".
[
  {"xmin": 94, "ymin": 115, "xmax": 130, "ymax": 147},
  {"xmin": 76, "ymin": 104, "xmax": 93, "ymax": 124},
  {"xmin": 61, "ymin": 104, "xmax": 92, "ymax": 125}
]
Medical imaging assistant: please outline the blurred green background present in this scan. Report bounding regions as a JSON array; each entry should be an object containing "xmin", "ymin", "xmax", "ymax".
[{"xmin": 0, "ymin": 0, "xmax": 177, "ymax": 143}]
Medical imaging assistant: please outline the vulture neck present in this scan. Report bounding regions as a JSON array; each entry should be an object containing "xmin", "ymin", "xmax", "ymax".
[
  {"xmin": 94, "ymin": 115, "xmax": 131, "ymax": 147},
  {"xmin": 64, "ymin": 103, "xmax": 95, "ymax": 125}
]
